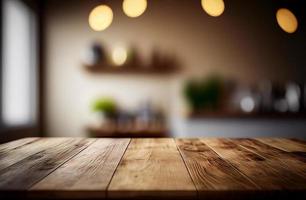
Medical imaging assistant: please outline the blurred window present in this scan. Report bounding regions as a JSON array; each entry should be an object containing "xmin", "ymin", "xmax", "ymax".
[{"xmin": 1, "ymin": 0, "xmax": 38, "ymax": 128}]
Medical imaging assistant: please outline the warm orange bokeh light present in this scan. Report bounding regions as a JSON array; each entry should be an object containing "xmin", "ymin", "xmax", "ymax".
[
  {"xmin": 201, "ymin": 0, "xmax": 225, "ymax": 17},
  {"xmin": 89, "ymin": 5, "xmax": 113, "ymax": 31},
  {"xmin": 123, "ymin": 0, "xmax": 147, "ymax": 18},
  {"xmin": 276, "ymin": 8, "xmax": 298, "ymax": 33}
]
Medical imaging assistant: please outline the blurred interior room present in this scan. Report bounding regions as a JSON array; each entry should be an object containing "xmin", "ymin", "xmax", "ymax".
[
  {"xmin": 1, "ymin": 0, "xmax": 306, "ymax": 142},
  {"xmin": 1, "ymin": 1, "xmax": 306, "ymax": 199}
]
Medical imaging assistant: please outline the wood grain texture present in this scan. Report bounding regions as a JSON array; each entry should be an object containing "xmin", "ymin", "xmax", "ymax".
[
  {"xmin": 0, "ymin": 138, "xmax": 74, "ymax": 171},
  {"xmin": 31, "ymin": 138, "xmax": 130, "ymax": 199},
  {"xmin": 0, "ymin": 138, "xmax": 94, "ymax": 190},
  {"xmin": 176, "ymin": 138, "xmax": 258, "ymax": 195},
  {"xmin": 0, "ymin": 137, "xmax": 38, "ymax": 151},
  {"xmin": 108, "ymin": 138, "xmax": 196, "ymax": 199},
  {"xmin": 203, "ymin": 138, "xmax": 306, "ymax": 190},
  {"xmin": 256, "ymin": 138, "xmax": 306, "ymax": 152},
  {"xmin": 1, "ymin": 137, "xmax": 306, "ymax": 200},
  {"xmin": 232, "ymin": 138, "xmax": 306, "ymax": 180}
]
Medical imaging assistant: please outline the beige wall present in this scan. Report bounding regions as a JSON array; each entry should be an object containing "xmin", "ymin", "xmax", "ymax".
[{"xmin": 45, "ymin": 0, "xmax": 306, "ymax": 136}]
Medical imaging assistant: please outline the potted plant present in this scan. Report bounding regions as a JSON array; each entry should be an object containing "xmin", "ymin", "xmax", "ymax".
[
  {"xmin": 184, "ymin": 76, "xmax": 223, "ymax": 115},
  {"xmin": 91, "ymin": 97, "xmax": 117, "ymax": 121}
]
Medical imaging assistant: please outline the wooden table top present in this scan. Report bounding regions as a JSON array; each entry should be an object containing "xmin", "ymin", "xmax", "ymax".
[{"xmin": 0, "ymin": 137, "xmax": 306, "ymax": 199}]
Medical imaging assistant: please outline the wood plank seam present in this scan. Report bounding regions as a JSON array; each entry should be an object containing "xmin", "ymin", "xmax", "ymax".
[
  {"xmin": 175, "ymin": 138, "xmax": 200, "ymax": 197},
  {"xmin": 236, "ymin": 138, "xmax": 306, "ymax": 164},
  {"xmin": 177, "ymin": 138, "xmax": 261, "ymax": 193},
  {"xmin": 233, "ymin": 139, "xmax": 306, "ymax": 183},
  {"xmin": 1, "ymin": 138, "xmax": 306, "ymax": 199},
  {"xmin": 234, "ymin": 140, "xmax": 271, "ymax": 160},
  {"xmin": 0, "ymin": 138, "xmax": 41, "ymax": 170},
  {"xmin": 255, "ymin": 140, "xmax": 283, "ymax": 152},
  {"xmin": 107, "ymin": 138, "xmax": 197, "ymax": 198},
  {"xmin": 31, "ymin": 138, "xmax": 130, "ymax": 199},
  {"xmin": 7, "ymin": 138, "xmax": 40, "ymax": 151},
  {"xmin": 204, "ymin": 138, "xmax": 306, "ymax": 190},
  {"xmin": 105, "ymin": 138, "xmax": 131, "ymax": 198},
  {"xmin": 0, "ymin": 138, "xmax": 40, "ymax": 161},
  {"xmin": 25, "ymin": 138, "xmax": 97, "ymax": 189},
  {"xmin": 202, "ymin": 139, "xmax": 261, "ymax": 189},
  {"xmin": 257, "ymin": 141, "xmax": 289, "ymax": 152},
  {"xmin": 0, "ymin": 138, "xmax": 69, "ymax": 173},
  {"xmin": 255, "ymin": 138, "xmax": 306, "ymax": 153}
]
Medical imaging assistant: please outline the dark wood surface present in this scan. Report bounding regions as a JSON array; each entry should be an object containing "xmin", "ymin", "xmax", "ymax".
[{"xmin": 0, "ymin": 137, "xmax": 305, "ymax": 199}]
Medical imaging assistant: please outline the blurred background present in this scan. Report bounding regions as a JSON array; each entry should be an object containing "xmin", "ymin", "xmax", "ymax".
[{"xmin": 0, "ymin": 0, "xmax": 306, "ymax": 142}]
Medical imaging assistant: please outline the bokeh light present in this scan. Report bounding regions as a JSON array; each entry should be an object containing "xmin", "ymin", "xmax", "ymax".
[
  {"xmin": 89, "ymin": 5, "xmax": 113, "ymax": 31},
  {"xmin": 240, "ymin": 97, "xmax": 255, "ymax": 113},
  {"xmin": 201, "ymin": 0, "xmax": 225, "ymax": 17},
  {"xmin": 112, "ymin": 47, "xmax": 128, "ymax": 66},
  {"xmin": 276, "ymin": 8, "xmax": 298, "ymax": 33},
  {"xmin": 123, "ymin": 0, "xmax": 147, "ymax": 18}
]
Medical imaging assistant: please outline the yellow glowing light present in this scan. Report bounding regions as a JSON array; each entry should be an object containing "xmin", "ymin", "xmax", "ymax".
[
  {"xmin": 112, "ymin": 47, "xmax": 128, "ymax": 66},
  {"xmin": 201, "ymin": 0, "xmax": 225, "ymax": 17},
  {"xmin": 123, "ymin": 0, "xmax": 147, "ymax": 18},
  {"xmin": 89, "ymin": 5, "xmax": 113, "ymax": 31},
  {"xmin": 276, "ymin": 8, "xmax": 298, "ymax": 34}
]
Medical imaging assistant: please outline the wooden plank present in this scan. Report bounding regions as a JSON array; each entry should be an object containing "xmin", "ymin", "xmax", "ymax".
[
  {"xmin": 0, "ymin": 137, "xmax": 40, "ymax": 170},
  {"xmin": 0, "ymin": 138, "xmax": 94, "ymax": 190},
  {"xmin": 0, "ymin": 137, "xmax": 38, "ymax": 152},
  {"xmin": 232, "ymin": 138, "xmax": 306, "ymax": 179},
  {"xmin": 31, "ymin": 138, "xmax": 130, "ymax": 199},
  {"xmin": 256, "ymin": 138, "xmax": 306, "ymax": 153},
  {"xmin": 203, "ymin": 138, "xmax": 306, "ymax": 190},
  {"xmin": 176, "ymin": 138, "xmax": 258, "ymax": 196},
  {"xmin": 108, "ymin": 138, "xmax": 196, "ymax": 199},
  {"xmin": 0, "ymin": 138, "xmax": 76, "ymax": 171}
]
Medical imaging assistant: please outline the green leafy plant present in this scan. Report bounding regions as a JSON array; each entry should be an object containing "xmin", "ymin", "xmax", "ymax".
[
  {"xmin": 91, "ymin": 98, "xmax": 117, "ymax": 117},
  {"xmin": 184, "ymin": 76, "xmax": 223, "ymax": 112}
]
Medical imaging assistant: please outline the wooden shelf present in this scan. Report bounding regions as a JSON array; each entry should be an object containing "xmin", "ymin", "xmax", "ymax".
[
  {"xmin": 87, "ymin": 125, "xmax": 169, "ymax": 138},
  {"xmin": 189, "ymin": 111, "xmax": 306, "ymax": 119},
  {"xmin": 83, "ymin": 63, "xmax": 178, "ymax": 75}
]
